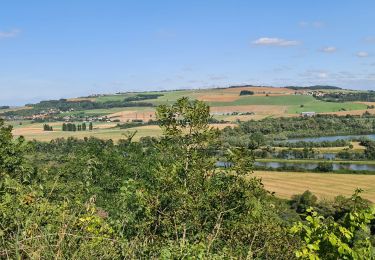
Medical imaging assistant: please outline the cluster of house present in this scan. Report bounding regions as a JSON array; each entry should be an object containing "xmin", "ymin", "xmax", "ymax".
[
  {"xmin": 295, "ymin": 90, "xmax": 325, "ymax": 97},
  {"xmin": 1, "ymin": 107, "xmax": 115, "ymax": 123},
  {"xmin": 210, "ymin": 112, "xmax": 255, "ymax": 116},
  {"xmin": 60, "ymin": 115, "xmax": 114, "ymax": 123}
]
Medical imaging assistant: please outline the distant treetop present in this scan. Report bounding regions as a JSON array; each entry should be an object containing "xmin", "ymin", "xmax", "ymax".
[{"xmin": 285, "ymin": 85, "xmax": 342, "ymax": 90}]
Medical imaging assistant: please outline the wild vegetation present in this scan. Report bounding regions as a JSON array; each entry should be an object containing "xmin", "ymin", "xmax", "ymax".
[{"xmin": 1, "ymin": 98, "xmax": 375, "ymax": 258}]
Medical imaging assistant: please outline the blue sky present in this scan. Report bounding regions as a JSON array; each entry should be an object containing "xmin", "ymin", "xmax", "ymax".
[{"xmin": 1, "ymin": 0, "xmax": 375, "ymax": 105}]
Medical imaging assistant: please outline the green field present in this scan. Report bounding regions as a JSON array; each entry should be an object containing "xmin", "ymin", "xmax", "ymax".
[
  {"xmin": 94, "ymin": 90, "xmax": 368, "ymax": 115},
  {"xmin": 288, "ymin": 100, "xmax": 366, "ymax": 114}
]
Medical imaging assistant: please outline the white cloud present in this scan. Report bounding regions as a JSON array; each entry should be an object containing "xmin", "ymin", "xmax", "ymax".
[
  {"xmin": 0, "ymin": 29, "xmax": 20, "ymax": 39},
  {"xmin": 357, "ymin": 51, "xmax": 369, "ymax": 58},
  {"xmin": 299, "ymin": 69, "xmax": 327, "ymax": 78},
  {"xmin": 253, "ymin": 37, "xmax": 300, "ymax": 47},
  {"xmin": 320, "ymin": 46, "xmax": 337, "ymax": 53},
  {"xmin": 317, "ymin": 72, "xmax": 328, "ymax": 79}
]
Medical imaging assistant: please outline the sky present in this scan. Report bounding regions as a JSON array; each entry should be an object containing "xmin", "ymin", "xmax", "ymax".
[{"xmin": 1, "ymin": 0, "xmax": 375, "ymax": 105}]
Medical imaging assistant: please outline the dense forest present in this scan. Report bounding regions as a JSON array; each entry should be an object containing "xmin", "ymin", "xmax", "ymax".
[
  {"xmin": 285, "ymin": 86, "xmax": 342, "ymax": 90},
  {"xmin": 221, "ymin": 115, "xmax": 375, "ymax": 147},
  {"xmin": 2, "ymin": 94, "xmax": 163, "ymax": 117},
  {"xmin": 315, "ymin": 91, "xmax": 375, "ymax": 102},
  {"xmin": 1, "ymin": 98, "xmax": 375, "ymax": 258}
]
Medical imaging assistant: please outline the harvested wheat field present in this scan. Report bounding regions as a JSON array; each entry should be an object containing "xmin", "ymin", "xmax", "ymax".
[
  {"xmin": 108, "ymin": 110, "xmax": 156, "ymax": 122},
  {"xmin": 322, "ymin": 108, "xmax": 375, "ymax": 116},
  {"xmin": 12, "ymin": 126, "xmax": 45, "ymax": 136},
  {"xmin": 253, "ymin": 171, "xmax": 375, "ymax": 202},
  {"xmin": 215, "ymin": 114, "xmax": 270, "ymax": 121},
  {"xmin": 223, "ymin": 86, "xmax": 295, "ymax": 94},
  {"xmin": 198, "ymin": 94, "xmax": 240, "ymax": 102},
  {"xmin": 197, "ymin": 86, "xmax": 293, "ymax": 102},
  {"xmin": 211, "ymin": 105, "xmax": 288, "ymax": 115},
  {"xmin": 356, "ymin": 102, "xmax": 375, "ymax": 106}
]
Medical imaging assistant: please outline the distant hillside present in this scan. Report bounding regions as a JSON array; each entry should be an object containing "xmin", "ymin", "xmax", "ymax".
[{"xmin": 286, "ymin": 85, "xmax": 342, "ymax": 90}]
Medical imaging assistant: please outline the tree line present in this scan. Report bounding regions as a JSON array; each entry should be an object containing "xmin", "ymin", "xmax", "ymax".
[
  {"xmin": 2, "ymin": 97, "xmax": 158, "ymax": 117},
  {"xmin": 315, "ymin": 91, "xmax": 375, "ymax": 102},
  {"xmin": 62, "ymin": 122, "xmax": 93, "ymax": 131},
  {"xmin": 222, "ymin": 114, "xmax": 375, "ymax": 143},
  {"xmin": 43, "ymin": 124, "xmax": 53, "ymax": 131}
]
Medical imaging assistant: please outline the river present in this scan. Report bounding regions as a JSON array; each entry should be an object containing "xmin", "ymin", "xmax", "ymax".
[
  {"xmin": 287, "ymin": 134, "xmax": 375, "ymax": 143},
  {"xmin": 255, "ymin": 161, "xmax": 375, "ymax": 172}
]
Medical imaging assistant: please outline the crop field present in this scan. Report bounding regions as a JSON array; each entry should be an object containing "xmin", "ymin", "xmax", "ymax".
[
  {"xmin": 75, "ymin": 87, "xmax": 371, "ymax": 122},
  {"xmin": 322, "ymin": 108, "xmax": 375, "ymax": 116},
  {"xmin": 288, "ymin": 100, "xmax": 367, "ymax": 114},
  {"xmin": 107, "ymin": 108, "xmax": 156, "ymax": 122},
  {"xmin": 11, "ymin": 122, "xmax": 236, "ymax": 142},
  {"xmin": 10, "ymin": 121, "xmax": 158, "ymax": 142},
  {"xmin": 5, "ymin": 86, "xmax": 374, "ymax": 142},
  {"xmin": 253, "ymin": 171, "xmax": 375, "ymax": 202}
]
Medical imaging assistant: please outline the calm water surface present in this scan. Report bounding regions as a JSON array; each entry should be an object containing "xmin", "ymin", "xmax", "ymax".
[
  {"xmin": 255, "ymin": 161, "xmax": 375, "ymax": 172},
  {"xmin": 287, "ymin": 134, "xmax": 375, "ymax": 143}
]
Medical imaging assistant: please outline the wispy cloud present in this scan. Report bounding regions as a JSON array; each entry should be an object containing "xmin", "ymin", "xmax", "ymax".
[
  {"xmin": 299, "ymin": 21, "xmax": 325, "ymax": 28},
  {"xmin": 208, "ymin": 74, "xmax": 227, "ymax": 81},
  {"xmin": 364, "ymin": 37, "xmax": 375, "ymax": 44},
  {"xmin": 253, "ymin": 37, "xmax": 300, "ymax": 47},
  {"xmin": 357, "ymin": 51, "xmax": 369, "ymax": 58},
  {"xmin": 0, "ymin": 29, "xmax": 21, "ymax": 39},
  {"xmin": 299, "ymin": 69, "xmax": 329, "ymax": 80},
  {"xmin": 320, "ymin": 46, "xmax": 337, "ymax": 53}
]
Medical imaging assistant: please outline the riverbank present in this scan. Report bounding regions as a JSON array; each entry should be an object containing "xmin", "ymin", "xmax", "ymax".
[{"xmin": 257, "ymin": 158, "xmax": 375, "ymax": 165}]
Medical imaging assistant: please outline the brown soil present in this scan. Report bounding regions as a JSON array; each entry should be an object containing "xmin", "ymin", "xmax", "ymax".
[{"xmin": 322, "ymin": 109, "xmax": 375, "ymax": 116}]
